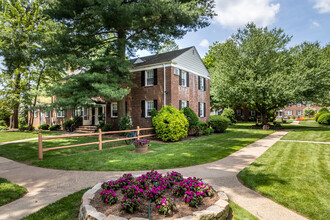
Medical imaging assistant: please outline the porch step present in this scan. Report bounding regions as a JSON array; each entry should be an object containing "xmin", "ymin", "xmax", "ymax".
[{"xmin": 75, "ymin": 125, "xmax": 97, "ymax": 133}]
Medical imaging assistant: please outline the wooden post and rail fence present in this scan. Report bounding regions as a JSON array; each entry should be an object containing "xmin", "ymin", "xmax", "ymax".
[{"xmin": 38, "ymin": 126, "xmax": 154, "ymax": 160}]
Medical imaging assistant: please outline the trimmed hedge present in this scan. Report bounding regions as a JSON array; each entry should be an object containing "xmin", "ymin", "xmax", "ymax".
[
  {"xmin": 318, "ymin": 113, "xmax": 330, "ymax": 125},
  {"xmin": 221, "ymin": 108, "xmax": 237, "ymax": 124},
  {"xmin": 18, "ymin": 125, "xmax": 35, "ymax": 131},
  {"xmin": 208, "ymin": 115, "xmax": 230, "ymax": 133},
  {"xmin": 49, "ymin": 124, "xmax": 61, "ymax": 131},
  {"xmin": 38, "ymin": 124, "xmax": 50, "ymax": 130},
  {"xmin": 152, "ymin": 106, "xmax": 188, "ymax": 141}
]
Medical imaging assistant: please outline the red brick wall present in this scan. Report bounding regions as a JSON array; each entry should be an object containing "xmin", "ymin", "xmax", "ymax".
[{"xmin": 281, "ymin": 103, "xmax": 326, "ymax": 118}]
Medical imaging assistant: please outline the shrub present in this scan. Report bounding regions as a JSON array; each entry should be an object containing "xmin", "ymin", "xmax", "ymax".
[
  {"xmin": 221, "ymin": 108, "xmax": 237, "ymax": 124},
  {"xmin": 150, "ymin": 108, "xmax": 158, "ymax": 119},
  {"xmin": 49, "ymin": 124, "xmax": 61, "ymax": 131},
  {"xmin": 181, "ymin": 107, "xmax": 199, "ymax": 132},
  {"xmin": 119, "ymin": 115, "xmax": 132, "ymax": 131},
  {"xmin": 38, "ymin": 124, "xmax": 49, "ymax": 130},
  {"xmin": 0, "ymin": 120, "xmax": 6, "ymax": 126},
  {"xmin": 248, "ymin": 116, "xmax": 255, "ymax": 122},
  {"xmin": 101, "ymin": 123, "xmax": 113, "ymax": 132},
  {"xmin": 303, "ymin": 107, "xmax": 316, "ymax": 118},
  {"xmin": 318, "ymin": 107, "xmax": 329, "ymax": 114},
  {"xmin": 73, "ymin": 116, "xmax": 83, "ymax": 127},
  {"xmin": 62, "ymin": 119, "xmax": 74, "ymax": 131},
  {"xmin": 194, "ymin": 121, "xmax": 208, "ymax": 136},
  {"xmin": 203, "ymin": 127, "xmax": 214, "ymax": 135},
  {"xmin": 297, "ymin": 116, "xmax": 300, "ymax": 118},
  {"xmin": 292, "ymin": 115, "xmax": 296, "ymax": 119},
  {"xmin": 152, "ymin": 106, "xmax": 188, "ymax": 142},
  {"xmin": 0, "ymin": 125, "xmax": 8, "ymax": 130},
  {"xmin": 287, "ymin": 116, "xmax": 291, "ymax": 119},
  {"xmin": 208, "ymin": 115, "xmax": 230, "ymax": 133},
  {"xmin": 318, "ymin": 113, "xmax": 330, "ymax": 125},
  {"xmin": 19, "ymin": 125, "xmax": 35, "ymax": 131}
]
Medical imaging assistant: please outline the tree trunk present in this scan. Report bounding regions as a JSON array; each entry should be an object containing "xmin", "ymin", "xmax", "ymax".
[
  {"xmin": 117, "ymin": 30, "xmax": 127, "ymax": 118},
  {"xmin": 9, "ymin": 73, "xmax": 21, "ymax": 129},
  {"xmin": 260, "ymin": 111, "xmax": 267, "ymax": 125},
  {"xmin": 28, "ymin": 70, "xmax": 43, "ymax": 131},
  {"xmin": 9, "ymin": 106, "xmax": 19, "ymax": 129}
]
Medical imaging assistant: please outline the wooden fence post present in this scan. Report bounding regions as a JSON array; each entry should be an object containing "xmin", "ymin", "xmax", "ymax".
[
  {"xmin": 137, "ymin": 126, "xmax": 140, "ymax": 140},
  {"xmin": 98, "ymin": 129, "xmax": 102, "ymax": 150},
  {"xmin": 38, "ymin": 133, "xmax": 43, "ymax": 160}
]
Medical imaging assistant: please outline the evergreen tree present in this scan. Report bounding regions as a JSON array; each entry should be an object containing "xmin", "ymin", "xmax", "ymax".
[{"xmin": 47, "ymin": 0, "xmax": 215, "ymax": 117}]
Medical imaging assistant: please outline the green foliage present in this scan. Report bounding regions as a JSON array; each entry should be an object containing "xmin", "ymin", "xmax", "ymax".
[
  {"xmin": 292, "ymin": 115, "xmax": 296, "ymax": 119},
  {"xmin": 62, "ymin": 119, "xmax": 74, "ymax": 131},
  {"xmin": 193, "ymin": 121, "xmax": 209, "ymax": 136},
  {"xmin": 317, "ymin": 113, "xmax": 330, "ymax": 125},
  {"xmin": 157, "ymin": 40, "xmax": 179, "ymax": 54},
  {"xmin": 152, "ymin": 106, "xmax": 188, "ymax": 142},
  {"xmin": 0, "ymin": 105, "xmax": 11, "ymax": 126},
  {"xmin": 208, "ymin": 23, "xmax": 330, "ymax": 124},
  {"xmin": 204, "ymin": 127, "xmax": 214, "ymax": 135},
  {"xmin": 101, "ymin": 124, "xmax": 113, "ymax": 132},
  {"xmin": 19, "ymin": 125, "xmax": 35, "ymax": 131},
  {"xmin": 208, "ymin": 115, "xmax": 230, "ymax": 133},
  {"xmin": 0, "ymin": 120, "xmax": 6, "ymax": 126},
  {"xmin": 181, "ymin": 107, "xmax": 199, "ymax": 128},
  {"xmin": 287, "ymin": 116, "xmax": 291, "ymax": 119},
  {"xmin": 49, "ymin": 124, "xmax": 61, "ymax": 131},
  {"xmin": 0, "ymin": 178, "xmax": 27, "ymax": 206},
  {"xmin": 0, "ymin": 126, "xmax": 8, "ymax": 130},
  {"xmin": 221, "ymin": 108, "xmax": 237, "ymax": 124},
  {"xmin": 38, "ymin": 124, "xmax": 50, "ymax": 130},
  {"xmin": 119, "ymin": 115, "xmax": 132, "ymax": 131},
  {"xmin": 303, "ymin": 107, "xmax": 316, "ymax": 117},
  {"xmin": 18, "ymin": 117, "xmax": 27, "ymax": 126},
  {"xmin": 318, "ymin": 107, "xmax": 329, "ymax": 114}
]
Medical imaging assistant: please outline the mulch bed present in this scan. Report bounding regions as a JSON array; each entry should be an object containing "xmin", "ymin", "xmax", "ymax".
[{"xmin": 91, "ymin": 188, "xmax": 219, "ymax": 219}]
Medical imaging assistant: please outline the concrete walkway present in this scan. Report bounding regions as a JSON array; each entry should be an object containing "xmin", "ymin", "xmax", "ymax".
[
  {"xmin": 0, "ymin": 138, "xmax": 38, "ymax": 146},
  {"xmin": 279, "ymin": 139, "xmax": 330, "ymax": 144},
  {"xmin": 0, "ymin": 131, "xmax": 307, "ymax": 220}
]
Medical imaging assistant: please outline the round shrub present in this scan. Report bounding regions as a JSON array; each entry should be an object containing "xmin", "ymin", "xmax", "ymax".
[
  {"xmin": 317, "ymin": 113, "xmax": 330, "ymax": 125},
  {"xmin": 102, "ymin": 123, "xmax": 113, "ymax": 132},
  {"xmin": 318, "ymin": 107, "xmax": 329, "ymax": 114},
  {"xmin": 221, "ymin": 108, "xmax": 237, "ymax": 124},
  {"xmin": 119, "ymin": 115, "xmax": 132, "ymax": 130},
  {"xmin": 62, "ymin": 119, "xmax": 74, "ymax": 131},
  {"xmin": 193, "ymin": 121, "xmax": 209, "ymax": 136},
  {"xmin": 208, "ymin": 115, "xmax": 230, "ymax": 133},
  {"xmin": 49, "ymin": 124, "xmax": 61, "ymax": 131},
  {"xmin": 181, "ymin": 107, "xmax": 199, "ymax": 128},
  {"xmin": 152, "ymin": 106, "xmax": 188, "ymax": 141},
  {"xmin": 38, "ymin": 124, "xmax": 50, "ymax": 130}
]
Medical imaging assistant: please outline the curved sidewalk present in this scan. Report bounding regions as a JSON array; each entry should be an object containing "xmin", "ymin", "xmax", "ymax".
[{"xmin": 0, "ymin": 131, "xmax": 307, "ymax": 220}]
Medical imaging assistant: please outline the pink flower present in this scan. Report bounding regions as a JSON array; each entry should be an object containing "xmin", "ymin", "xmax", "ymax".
[{"xmin": 157, "ymin": 205, "xmax": 160, "ymax": 209}]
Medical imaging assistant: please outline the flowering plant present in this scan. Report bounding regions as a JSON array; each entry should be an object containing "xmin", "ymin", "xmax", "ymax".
[
  {"xmin": 156, "ymin": 197, "xmax": 176, "ymax": 216},
  {"xmin": 133, "ymin": 139, "xmax": 150, "ymax": 147},
  {"xmin": 183, "ymin": 190, "xmax": 204, "ymax": 208},
  {"xmin": 100, "ymin": 189, "xmax": 118, "ymax": 205},
  {"xmin": 121, "ymin": 197, "xmax": 141, "ymax": 214}
]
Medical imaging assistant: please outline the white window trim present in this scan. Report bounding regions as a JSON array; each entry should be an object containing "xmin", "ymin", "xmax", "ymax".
[
  {"xmin": 296, "ymin": 110, "xmax": 302, "ymax": 115},
  {"xmin": 199, "ymin": 103, "xmax": 205, "ymax": 118},
  {"xmin": 74, "ymin": 107, "xmax": 83, "ymax": 117},
  {"xmin": 34, "ymin": 111, "xmax": 38, "ymax": 118},
  {"xmin": 199, "ymin": 77, "xmax": 205, "ymax": 90},
  {"xmin": 111, "ymin": 102, "xmax": 118, "ymax": 118},
  {"xmin": 181, "ymin": 100, "xmax": 187, "ymax": 109},
  {"xmin": 174, "ymin": 68, "xmax": 180, "ymax": 75},
  {"xmin": 56, "ymin": 108, "xmax": 65, "ymax": 118},
  {"xmin": 181, "ymin": 71, "xmax": 187, "ymax": 87},
  {"xmin": 285, "ymin": 111, "xmax": 293, "ymax": 115},
  {"xmin": 45, "ymin": 111, "xmax": 50, "ymax": 118},
  {"xmin": 297, "ymin": 103, "xmax": 302, "ymax": 107},
  {"xmin": 145, "ymin": 70, "xmax": 154, "ymax": 86},
  {"xmin": 145, "ymin": 101, "xmax": 154, "ymax": 118}
]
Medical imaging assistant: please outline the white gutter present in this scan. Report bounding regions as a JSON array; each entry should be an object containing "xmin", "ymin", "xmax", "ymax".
[{"xmin": 163, "ymin": 64, "xmax": 166, "ymax": 106}]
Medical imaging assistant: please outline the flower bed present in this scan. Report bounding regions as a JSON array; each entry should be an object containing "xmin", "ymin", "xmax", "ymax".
[{"xmin": 79, "ymin": 171, "xmax": 229, "ymax": 220}]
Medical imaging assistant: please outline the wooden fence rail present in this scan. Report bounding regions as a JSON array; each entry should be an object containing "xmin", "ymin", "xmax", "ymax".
[{"xmin": 38, "ymin": 126, "xmax": 154, "ymax": 160}]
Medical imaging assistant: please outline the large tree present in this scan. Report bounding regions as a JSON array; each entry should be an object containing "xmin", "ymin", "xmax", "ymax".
[
  {"xmin": 47, "ymin": 0, "xmax": 215, "ymax": 118},
  {"xmin": 207, "ymin": 23, "xmax": 329, "ymax": 124},
  {"xmin": 0, "ymin": 0, "xmax": 63, "ymax": 129}
]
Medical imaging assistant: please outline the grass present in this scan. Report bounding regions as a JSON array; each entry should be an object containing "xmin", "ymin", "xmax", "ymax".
[
  {"xmin": 22, "ymin": 188, "xmax": 89, "ymax": 220},
  {"xmin": 230, "ymin": 121, "xmax": 326, "ymax": 130},
  {"xmin": 23, "ymin": 189, "xmax": 258, "ymax": 220},
  {"xmin": 299, "ymin": 120, "xmax": 329, "ymax": 127},
  {"xmin": 0, "ymin": 128, "xmax": 273, "ymax": 171},
  {"xmin": 0, "ymin": 131, "xmax": 62, "ymax": 143},
  {"xmin": 238, "ymin": 141, "xmax": 330, "ymax": 220},
  {"xmin": 281, "ymin": 128, "xmax": 330, "ymax": 142},
  {"xmin": 229, "ymin": 200, "xmax": 259, "ymax": 220},
  {"xmin": 0, "ymin": 178, "xmax": 27, "ymax": 207}
]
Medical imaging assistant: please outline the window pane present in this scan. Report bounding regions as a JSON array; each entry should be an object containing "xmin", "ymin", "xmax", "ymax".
[
  {"xmin": 181, "ymin": 71, "xmax": 186, "ymax": 86},
  {"xmin": 146, "ymin": 101, "xmax": 154, "ymax": 117},
  {"xmin": 146, "ymin": 71, "xmax": 154, "ymax": 86},
  {"xmin": 112, "ymin": 103, "xmax": 118, "ymax": 117}
]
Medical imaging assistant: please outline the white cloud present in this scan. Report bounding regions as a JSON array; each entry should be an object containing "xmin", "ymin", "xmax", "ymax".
[
  {"xmin": 313, "ymin": 0, "xmax": 330, "ymax": 13},
  {"xmin": 199, "ymin": 39, "xmax": 210, "ymax": 48},
  {"xmin": 214, "ymin": 0, "xmax": 280, "ymax": 28},
  {"xmin": 312, "ymin": 21, "xmax": 320, "ymax": 27}
]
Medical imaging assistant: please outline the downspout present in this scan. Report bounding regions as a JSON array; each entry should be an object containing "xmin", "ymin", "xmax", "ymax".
[{"xmin": 163, "ymin": 64, "xmax": 166, "ymax": 106}]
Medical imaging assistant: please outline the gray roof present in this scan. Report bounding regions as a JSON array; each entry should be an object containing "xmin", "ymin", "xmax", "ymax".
[{"xmin": 131, "ymin": 47, "xmax": 194, "ymax": 67}]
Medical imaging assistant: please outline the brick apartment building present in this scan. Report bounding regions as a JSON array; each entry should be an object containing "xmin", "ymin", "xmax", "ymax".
[
  {"xmin": 31, "ymin": 47, "xmax": 210, "ymax": 129},
  {"xmin": 276, "ymin": 102, "xmax": 328, "ymax": 119}
]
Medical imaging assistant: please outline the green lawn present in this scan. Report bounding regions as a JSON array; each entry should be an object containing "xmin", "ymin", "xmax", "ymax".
[
  {"xmin": 0, "ymin": 131, "xmax": 62, "ymax": 143},
  {"xmin": 238, "ymin": 141, "xmax": 330, "ymax": 220},
  {"xmin": 0, "ymin": 128, "xmax": 273, "ymax": 171},
  {"xmin": 299, "ymin": 120, "xmax": 329, "ymax": 127},
  {"xmin": 229, "ymin": 200, "xmax": 259, "ymax": 220},
  {"xmin": 23, "ymin": 189, "xmax": 258, "ymax": 220},
  {"xmin": 0, "ymin": 178, "xmax": 27, "ymax": 207},
  {"xmin": 281, "ymin": 128, "xmax": 330, "ymax": 142}
]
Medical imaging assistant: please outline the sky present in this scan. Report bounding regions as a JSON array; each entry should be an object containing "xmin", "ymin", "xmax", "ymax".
[{"xmin": 136, "ymin": 0, "xmax": 330, "ymax": 58}]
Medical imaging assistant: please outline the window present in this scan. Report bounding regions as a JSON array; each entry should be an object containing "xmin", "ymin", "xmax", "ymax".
[
  {"xmin": 199, "ymin": 102, "xmax": 205, "ymax": 117},
  {"xmin": 296, "ymin": 110, "xmax": 302, "ymax": 115},
  {"xmin": 199, "ymin": 76, "xmax": 205, "ymax": 91},
  {"xmin": 174, "ymin": 68, "xmax": 180, "ymax": 75},
  {"xmin": 34, "ymin": 110, "xmax": 38, "ymax": 118},
  {"xmin": 180, "ymin": 71, "xmax": 187, "ymax": 87},
  {"xmin": 83, "ymin": 107, "xmax": 89, "ymax": 120},
  {"xmin": 250, "ymin": 110, "xmax": 256, "ymax": 116},
  {"xmin": 111, "ymin": 103, "xmax": 118, "ymax": 118},
  {"xmin": 74, "ymin": 107, "xmax": 83, "ymax": 117},
  {"xmin": 285, "ymin": 111, "xmax": 293, "ymax": 115},
  {"xmin": 45, "ymin": 111, "xmax": 50, "ymax": 118},
  {"xmin": 297, "ymin": 103, "xmax": 302, "ymax": 107},
  {"xmin": 145, "ymin": 101, "xmax": 154, "ymax": 118},
  {"xmin": 306, "ymin": 101, "xmax": 311, "ymax": 107},
  {"xmin": 56, "ymin": 108, "xmax": 65, "ymax": 117},
  {"xmin": 315, "ymin": 110, "xmax": 318, "ymax": 114},
  {"xmin": 146, "ymin": 70, "xmax": 154, "ymax": 86},
  {"xmin": 236, "ymin": 109, "xmax": 242, "ymax": 116},
  {"xmin": 179, "ymin": 100, "xmax": 189, "ymax": 110}
]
